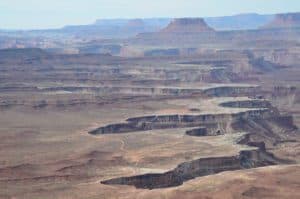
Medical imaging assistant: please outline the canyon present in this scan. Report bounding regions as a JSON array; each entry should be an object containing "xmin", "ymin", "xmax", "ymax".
[{"xmin": 0, "ymin": 12, "xmax": 300, "ymax": 199}]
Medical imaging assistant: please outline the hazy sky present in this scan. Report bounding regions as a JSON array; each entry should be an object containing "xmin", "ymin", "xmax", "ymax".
[{"xmin": 1, "ymin": 0, "xmax": 300, "ymax": 29}]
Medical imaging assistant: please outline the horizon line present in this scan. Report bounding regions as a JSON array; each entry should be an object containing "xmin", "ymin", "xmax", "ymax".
[{"xmin": 1, "ymin": 11, "xmax": 298, "ymax": 31}]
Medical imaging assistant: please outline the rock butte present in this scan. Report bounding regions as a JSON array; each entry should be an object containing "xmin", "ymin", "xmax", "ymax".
[{"xmin": 160, "ymin": 18, "xmax": 215, "ymax": 33}]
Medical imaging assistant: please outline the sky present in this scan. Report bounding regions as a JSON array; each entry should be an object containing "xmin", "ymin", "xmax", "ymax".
[{"xmin": 1, "ymin": 0, "xmax": 300, "ymax": 29}]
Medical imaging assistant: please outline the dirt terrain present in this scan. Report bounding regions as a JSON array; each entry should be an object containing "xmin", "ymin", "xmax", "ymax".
[{"xmin": 0, "ymin": 15, "xmax": 300, "ymax": 199}]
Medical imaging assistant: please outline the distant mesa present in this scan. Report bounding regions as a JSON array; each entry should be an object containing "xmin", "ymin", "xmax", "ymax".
[
  {"xmin": 122, "ymin": 19, "xmax": 147, "ymax": 32},
  {"xmin": 261, "ymin": 12, "xmax": 300, "ymax": 29},
  {"xmin": 126, "ymin": 19, "xmax": 145, "ymax": 28},
  {"xmin": 160, "ymin": 18, "xmax": 215, "ymax": 33}
]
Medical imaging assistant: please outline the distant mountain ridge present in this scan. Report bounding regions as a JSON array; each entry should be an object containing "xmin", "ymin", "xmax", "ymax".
[
  {"xmin": 93, "ymin": 18, "xmax": 171, "ymax": 28},
  {"xmin": 62, "ymin": 13, "xmax": 274, "ymax": 38},
  {"xmin": 2, "ymin": 12, "xmax": 300, "ymax": 40},
  {"xmin": 261, "ymin": 12, "xmax": 300, "ymax": 29},
  {"xmin": 92, "ymin": 13, "xmax": 274, "ymax": 31},
  {"xmin": 62, "ymin": 18, "xmax": 171, "ymax": 39},
  {"xmin": 205, "ymin": 13, "xmax": 274, "ymax": 30}
]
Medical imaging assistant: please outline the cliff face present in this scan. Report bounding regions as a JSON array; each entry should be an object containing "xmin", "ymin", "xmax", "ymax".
[
  {"xmin": 262, "ymin": 12, "xmax": 300, "ymax": 29},
  {"xmin": 160, "ymin": 18, "xmax": 215, "ymax": 33},
  {"xmin": 101, "ymin": 135, "xmax": 287, "ymax": 189},
  {"xmin": 91, "ymin": 95, "xmax": 297, "ymax": 190},
  {"xmin": 88, "ymin": 109, "xmax": 272, "ymax": 135}
]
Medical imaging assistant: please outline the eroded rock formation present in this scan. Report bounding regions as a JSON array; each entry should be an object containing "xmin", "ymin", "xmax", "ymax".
[
  {"xmin": 93, "ymin": 98, "xmax": 297, "ymax": 189},
  {"xmin": 160, "ymin": 18, "xmax": 215, "ymax": 33},
  {"xmin": 101, "ymin": 132, "xmax": 289, "ymax": 189},
  {"xmin": 262, "ymin": 12, "xmax": 300, "ymax": 29}
]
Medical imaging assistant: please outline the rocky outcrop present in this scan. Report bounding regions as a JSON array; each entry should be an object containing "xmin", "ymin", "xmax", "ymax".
[
  {"xmin": 89, "ymin": 97, "xmax": 280, "ymax": 136},
  {"xmin": 88, "ymin": 109, "xmax": 271, "ymax": 135},
  {"xmin": 219, "ymin": 99, "xmax": 272, "ymax": 109},
  {"xmin": 101, "ymin": 133, "xmax": 286, "ymax": 189},
  {"xmin": 232, "ymin": 115, "xmax": 298, "ymax": 147},
  {"xmin": 94, "ymin": 97, "xmax": 297, "ymax": 189},
  {"xmin": 160, "ymin": 18, "xmax": 215, "ymax": 33},
  {"xmin": 102, "ymin": 155, "xmax": 242, "ymax": 189},
  {"xmin": 1, "ymin": 85, "xmax": 258, "ymax": 98},
  {"xmin": 186, "ymin": 127, "xmax": 223, "ymax": 136},
  {"xmin": 244, "ymin": 50, "xmax": 283, "ymax": 72},
  {"xmin": 203, "ymin": 86, "xmax": 259, "ymax": 97}
]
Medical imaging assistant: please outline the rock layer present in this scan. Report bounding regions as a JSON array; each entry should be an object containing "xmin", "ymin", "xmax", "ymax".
[
  {"xmin": 262, "ymin": 12, "xmax": 300, "ymax": 29},
  {"xmin": 95, "ymin": 98, "xmax": 297, "ymax": 189},
  {"xmin": 101, "ymin": 133, "xmax": 288, "ymax": 189},
  {"xmin": 160, "ymin": 18, "xmax": 215, "ymax": 33}
]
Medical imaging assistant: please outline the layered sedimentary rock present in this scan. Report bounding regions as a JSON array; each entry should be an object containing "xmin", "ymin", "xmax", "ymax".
[
  {"xmin": 100, "ymin": 112, "xmax": 296, "ymax": 189},
  {"xmin": 203, "ymin": 86, "xmax": 260, "ymax": 97},
  {"xmin": 88, "ymin": 97, "xmax": 282, "ymax": 136},
  {"xmin": 101, "ymin": 152, "xmax": 278, "ymax": 189},
  {"xmin": 261, "ymin": 12, "xmax": 300, "ymax": 29},
  {"xmin": 101, "ymin": 131, "xmax": 289, "ymax": 189},
  {"xmin": 219, "ymin": 99, "xmax": 272, "ymax": 109},
  {"xmin": 93, "ymin": 97, "xmax": 297, "ymax": 189},
  {"xmin": 88, "ymin": 109, "xmax": 271, "ymax": 135},
  {"xmin": 160, "ymin": 18, "xmax": 215, "ymax": 33}
]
